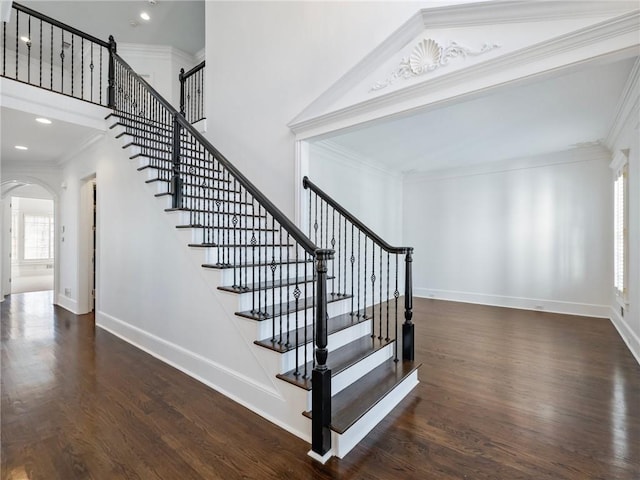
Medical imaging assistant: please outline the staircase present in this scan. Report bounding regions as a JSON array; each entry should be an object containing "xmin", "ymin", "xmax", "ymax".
[{"xmin": 2, "ymin": 3, "xmax": 421, "ymax": 462}]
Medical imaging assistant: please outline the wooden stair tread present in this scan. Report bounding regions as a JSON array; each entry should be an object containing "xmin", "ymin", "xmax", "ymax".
[
  {"xmin": 168, "ymin": 209, "xmax": 265, "ymax": 218},
  {"xmin": 189, "ymin": 242, "xmax": 293, "ymax": 248},
  {"xmin": 202, "ymin": 259, "xmax": 312, "ymax": 270},
  {"xmin": 218, "ymin": 275, "xmax": 334, "ymax": 294},
  {"xmin": 303, "ymin": 359, "xmax": 421, "ymax": 434},
  {"xmin": 276, "ymin": 336, "xmax": 394, "ymax": 390},
  {"xmin": 254, "ymin": 310, "xmax": 366, "ymax": 352},
  {"xmin": 236, "ymin": 293, "xmax": 350, "ymax": 321}
]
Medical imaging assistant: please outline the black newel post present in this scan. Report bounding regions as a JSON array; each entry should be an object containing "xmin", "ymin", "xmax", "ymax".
[
  {"xmin": 179, "ymin": 68, "xmax": 185, "ymax": 116},
  {"xmin": 312, "ymin": 249, "xmax": 334, "ymax": 457},
  {"xmin": 402, "ymin": 248, "xmax": 414, "ymax": 361},
  {"xmin": 171, "ymin": 113, "xmax": 183, "ymax": 208},
  {"xmin": 107, "ymin": 35, "xmax": 116, "ymax": 109}
]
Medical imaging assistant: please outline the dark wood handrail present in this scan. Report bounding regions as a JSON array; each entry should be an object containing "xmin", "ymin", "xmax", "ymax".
[
  {"xmin": 113, "ymin": 52, "xmax": 320, "ymax": 257},
  {"xmin": 12, "ymin": 2, "xmax": 110, "ymax": 48},
  {"xmin": 180, "ymin": 60, "xmax": 205, "ymax": 81},
  {"xmin": 303, "ymin": 176, "xmax": 412, "ymax": 254}
]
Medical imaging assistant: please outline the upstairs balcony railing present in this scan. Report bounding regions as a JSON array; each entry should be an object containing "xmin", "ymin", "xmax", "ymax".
[
  {"xmin": 179, "ymin": 60, "xmax": 205, "ymax": 124},
  {"xmin": 1, "ymin": 2, "xmax": 111, "ymax": 106}
]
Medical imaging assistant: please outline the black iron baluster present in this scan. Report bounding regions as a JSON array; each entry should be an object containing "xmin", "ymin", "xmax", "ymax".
[
  {"xmin": 314, "ymin": 192, "xmax": 318, "ymax": 245},
  {"xmin": 49, "ymin": 24, "xmax": 53, "ymax": 89},
  {"xmin": 99, "ymin": 44, "xmax": 102, "ymax": 104},
  {"xmin": 3, "ymin": 21, "xmax": 6, "ymax": 77},
  {"xmin": 278, "ymin": 225, "xmax": 283, "ymax": 345},
  {"xmin": 39, "ymin": 20, "xmax": 42, "ymax": 86},
  {"xmin": 379, "ymin": 246, "xmax": 383, "ymax": 340},
  {"xmin": 304, "ymin": 259, "xmax": 309, "ymax": 378},
  {"xmin": 71, "ymin": 34, "xmax": 74, "ymax": 96},
  {"xmin": 386, "ymin": 251, "xmax": 390, "ymax": 341},
  {"xmin": 330, "ymin": 208, "xmax": 335, "ymax": 295},
  {"xmin": 394, "ymin": 254, "xmax": 399, "ymax": 362},
  {"xmin": 27, "ymin": 16, "xmax": 31, "ymax": 83},
  {"xmin": 363, "ymin": 234, "xmax": 367, "ymax": 320},
  {"xmin": 351, "ymin": 224, "xmax": 355, "ymax": 316},
  {"xmin": 250, "ymin": 199, "xmax": 257, "ymax": 314},
  {"xmin": 270, "ymin": 217, "xmax": 276, "ymax": 342},
  {"xmin": 311, "ymin": 249, "xmax": 333, "ymax": 457},
  {"xmin": 90, "ymin": 43, "xmax": 93, "ymax": 102},
  {"xmin": 370, "ymin": 240, "xmax": 375, "ymax": 338},
  {"xmin": 294, "ymin": 249, "xmax": 300, "ymax": 376},
  {"xmin": 337, "ymin": 213, "xmax": 341, "ymax": 295},
  {"xmin": 15, "ymin": 10, "xmax": 18, "ymax": 79},
  {"xmin": 60, "ymin": 30, "xmax": 64, "ymax": 92},
  {"xmin": 285, "ymin": 234, "xmax": 291, "ymax": 348},
  {"xmin": 258, "ymin": 204, "xmax": 263, "ymax": 317},
  {"xmin": 357, "ymin": 231, "xmax": 361, "ymax": 317},
  {"xmin": 319, "ymin": 195, "xmax": 323, "ymax": 249}
]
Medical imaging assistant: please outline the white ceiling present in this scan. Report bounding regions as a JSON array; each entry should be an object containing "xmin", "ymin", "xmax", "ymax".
[
  {"xmin": 1, "ymin": 106, "xmax": 101, "ymax": 165},
  {"xmin": 18, "ymin": 0, "xmax": 205, "ymax": 55},
  {"xmin": 317, "ymin": 56, "xmax": 637, "ymax": 174}
]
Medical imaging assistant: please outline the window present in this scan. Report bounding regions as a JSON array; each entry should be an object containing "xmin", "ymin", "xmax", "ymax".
[
  {"xmin": 23, "ymin": 214, "xmax": 54, "ymax": 260},
  {"xmin": 611, "ymin": 151, "xmax": 628, "ymax": 300}
]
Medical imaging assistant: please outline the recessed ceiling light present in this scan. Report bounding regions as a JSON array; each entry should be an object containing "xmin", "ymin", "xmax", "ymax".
[
  {"xmin": 36, "ymin": 118, "xmax": 52, "ymax": 124},
  {"xmin": 20, "ymin": 36, "xmax": 30, "ymax": 43},
  {"xmin": 15, "ymin": 145, "xmax": 28, "ymax": 150},
  {"xmin": 140, "ymin": 12, "xmax": 150, "ymax": 21}
]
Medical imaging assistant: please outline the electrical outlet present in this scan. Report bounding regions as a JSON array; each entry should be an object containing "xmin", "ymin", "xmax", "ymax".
[
  {"xmin": 534, "ymin": 305, "xmax": 544, "ymax": 311},
  {"xmin": 64, "ymin": 288, "xmax": 71, "ymax": 296}
]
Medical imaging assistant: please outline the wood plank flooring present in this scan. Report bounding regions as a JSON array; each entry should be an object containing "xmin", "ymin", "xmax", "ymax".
[{"xmin": 2, "ymin": 291, "xmax": 639, "ymax": 479}]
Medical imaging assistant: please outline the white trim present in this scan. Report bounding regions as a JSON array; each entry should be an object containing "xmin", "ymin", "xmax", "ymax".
[
  {"xmin": 194, "ymin": 48, "xmax": 206, "ymax": 64},
  {"xmin": 118, "ymin": 43, "xmax": 195, "ymax": 65},
  {"xmin": 606, "ymin": 57, "xmax": 640, "ymax": 149},
  {"xmin": 609, "ymin": 149, "xmax": 630, "ymax": 172},
  {"xmin": 610, "ymin": 306, "xmax": 640, "ymax": 365},
  {"xmin": 289, "ymin": 11, "xmax": 640, "ymax": 138},
  {"xmin": 307, "ymin": 449, "xmax": 333, "ymax": 465},
  {"xmin": 95, "ymin": 310, "xmax": 312, "ymax": 443},
  {"xmin": 415, "ymin": 288, "xmax": 610, "ymax": 318},
  {"xmin": 56, "ymin": 293, "xmax": 79, "ymax": 314},
  {"xmin": 404, "ymin": 145, "xmax": 609, "ymax": 183}
]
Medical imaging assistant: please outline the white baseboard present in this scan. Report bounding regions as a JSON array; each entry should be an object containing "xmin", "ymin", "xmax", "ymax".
[
  {"xmin": 95, "ymin": 310, "xmax": 311, "ymax": 442},
  {"xmin": 415, "ymin": 288, "xmax": 609, "ymax": 318},
  {"xmin": 56, "ymin": 294, "xmax": 79, "ymax": 314},
  {"xmin": 609, "ymin": 306, "xmax": 640, "ymax": 366}
]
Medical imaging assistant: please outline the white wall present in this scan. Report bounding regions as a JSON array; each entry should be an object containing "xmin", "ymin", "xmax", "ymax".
[
  {"xmin": 609, "ymin": 111, "xmax": 640, "ymax": 364},
  {"xmin": 205, "ymin": 1, "xmax": 430, "ymax": 219},
  {"xmin": 307, "ymin": 142, "xmax": 403, "ymax": 248},
  {"xmin": 403, "ymin": 147, "xmax": 612, "ymax": 317},
  {"xmin": 118, "ymin": 44, "xmax": 198, "ymax": 109}
]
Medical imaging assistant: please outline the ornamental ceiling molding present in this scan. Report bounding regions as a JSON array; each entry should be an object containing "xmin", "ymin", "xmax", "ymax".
[{"xmin": 370, "ymin": 38, "xmax": 500, "ymax": 92}]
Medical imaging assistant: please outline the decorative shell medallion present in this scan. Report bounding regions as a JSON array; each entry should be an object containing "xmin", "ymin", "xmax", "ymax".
[{"xmin": 409, "ymin": 39, "xmax": 441, "ymax": 75}]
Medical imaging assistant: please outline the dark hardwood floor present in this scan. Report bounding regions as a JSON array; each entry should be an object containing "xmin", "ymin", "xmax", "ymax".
[{"xmin": 2, "ymin": 292, "xmax": 639, "ymax": 479}]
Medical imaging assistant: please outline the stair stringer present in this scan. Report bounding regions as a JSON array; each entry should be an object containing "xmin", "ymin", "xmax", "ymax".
[{"xmin": 95, "ymin": 127, "xmax": 322, "ymax": 442}]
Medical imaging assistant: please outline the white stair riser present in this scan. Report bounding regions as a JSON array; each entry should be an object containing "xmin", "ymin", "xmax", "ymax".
[
  {"xmin": 189, "ymin": 228, "xmax": 285, "ymax": 245},
  {"xmin": 269, "ymin": 317, "xmax": 373, "ymax": 374},
  {"xmin": 172, "ymin": 210, "xmax": 269, "ymax": 229},
  {"xmin": 330, "ymin": 371, "xmax": 419, "ymax": 459},
  {"xmin": 331, "ymin": 343, "xmax": 394, "ymax": 396},
  {"xmin": 253, "ymin": 300, "xmax": 352, "ymax": 340},
  {"xmin": 220, "ymin": 263, "xmax": 314, "ymax": 285},
  {"xmin": 198, "ymin": 246, "xmax": 296, "ymax": 265},
  {"xmin": 233, "ymin": 283, "xmax": 319, "ymax": 311}
]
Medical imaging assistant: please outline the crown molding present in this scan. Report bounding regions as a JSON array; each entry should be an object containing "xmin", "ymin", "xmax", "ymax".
[
  {"xmin": 403, "ymin": 144, "xmax": 610, "ymax": 184},
  {"xmin": 313, "ymin": 140, "xmax": 402, "ymax": 179},
  {"xmin": 289, "ymin": 10, "xmax": 640, "ymax": 138},
  {"xmin": 57, "ymin": 133, "xmax": 105, "ymax": 166},
  {"xmin": 194, "ymin": 48, "xmax": 206, "ymax": 64},
  {"xmin": 605, "ymin": 56, "xmax": 640, "ymax": 150},
  {"xmin": 118, "ymin": 43, "xmax": 196, "ymax": 65},
  {"xmin": 417, "ymin": 1, "xmax": 638, "ymax": 28}
]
